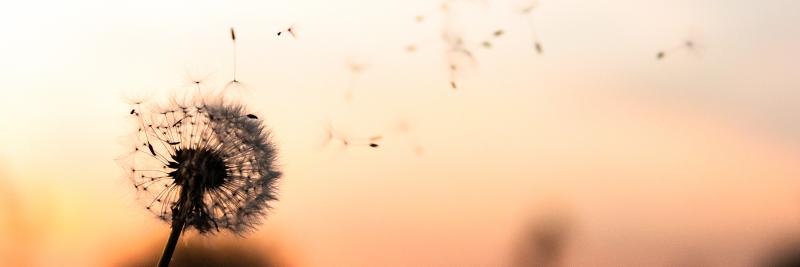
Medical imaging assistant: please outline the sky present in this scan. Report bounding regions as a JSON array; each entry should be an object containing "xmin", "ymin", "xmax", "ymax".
[{"xmin": 1, "ymin": 0, "xmax": 800, "ymax": 266}]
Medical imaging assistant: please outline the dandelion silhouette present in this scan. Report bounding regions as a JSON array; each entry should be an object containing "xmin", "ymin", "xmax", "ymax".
[{"xmin": 120, "ymin": 94, "xmax": 281, "ymax": 266}]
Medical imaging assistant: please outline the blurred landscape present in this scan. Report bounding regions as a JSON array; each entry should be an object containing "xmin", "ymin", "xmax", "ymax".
[{"xmin": 1, "ymin": 0, "xmax": 800, "ymax": 266}]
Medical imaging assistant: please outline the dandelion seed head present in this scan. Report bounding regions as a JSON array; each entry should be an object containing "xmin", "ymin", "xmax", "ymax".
[{"xmin": 118, "ymin": 93, "xmax": 280, "ymax": 234}]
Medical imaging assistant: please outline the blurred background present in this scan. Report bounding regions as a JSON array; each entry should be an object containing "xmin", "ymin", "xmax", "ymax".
[{"xmin": 1, "ymin": 0, "xmax": 800, "ymax": 266}]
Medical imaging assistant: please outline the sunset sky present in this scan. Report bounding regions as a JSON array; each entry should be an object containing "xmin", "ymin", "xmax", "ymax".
[{"xmin": 1, "ymin": 0, "xmax": 800, "ymax": 266}]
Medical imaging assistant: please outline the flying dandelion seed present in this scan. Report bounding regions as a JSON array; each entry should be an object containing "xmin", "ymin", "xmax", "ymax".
[
  {"xmin": 224, "ymin": 27, "xmax": 244, "ymax": 91},
  {"xmin": 516, "ymin": 1, "xmax": 545, "ymax": 55},
  {"xmin": 443, "ymin": 35, "xmax": 474, "ymax": 90},
  {"xmin": 407, "ymin": 0, "xmax": 489, "ymax": 89},
  {"xmin": 656, "ymin": 32, "xmax": 705, "ymax": 61},
  {"xmin": 277, "ymin": 24, "xmax": 298, "ymax": 39},
  {"xmin": 119, "ymin": 93, "xmax": 280, "ymax": 267},
  {"xmin": 320, "ymin": 122, "xmax": 381, "ymax": 149},
  {"xmin": 390, "ymin": 119, "xmax": 426, "ymax": 156},
  {"xmin": 344, "ymin": 58, "xmax": 368, "ymax": 102},
  {"xmin": 480, "ymin": 29, "xmax": 505, "ymax": 49}
]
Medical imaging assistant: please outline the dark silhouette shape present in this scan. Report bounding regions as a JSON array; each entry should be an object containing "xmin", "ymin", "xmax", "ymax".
[
  {"xmin": 759, "ymin": 238, "xmax": 800, "ymax": 267},
  {"xmin": 120, "ymin": 236, "xmax": 292, "ymax": 267},
  {"xmin": 512, "ymin": 212, "xmax": 572, "ymax": 267}
]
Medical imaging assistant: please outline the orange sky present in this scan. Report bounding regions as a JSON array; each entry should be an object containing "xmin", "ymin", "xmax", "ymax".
[{"xmin": 1, "ymin": 0, "xmax": 800, "ymax": 266}]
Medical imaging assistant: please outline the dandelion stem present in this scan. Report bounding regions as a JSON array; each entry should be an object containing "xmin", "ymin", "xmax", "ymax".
[{"xmin": 158, "ymin": 216, "xmax": 185, "ymax": 267}]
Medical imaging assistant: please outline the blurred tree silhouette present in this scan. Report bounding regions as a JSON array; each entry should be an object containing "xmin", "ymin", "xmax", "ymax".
[
  {"xmin": 512, "ymin": 210, "xmax": 572, "ymax": 267},
  {"xmin": 121, "ymin": 235, "xmax": 293, "ymax": 267},
  {"xmin": 759, "ymin": 237, "xmax": 800, "ymax": 267}
]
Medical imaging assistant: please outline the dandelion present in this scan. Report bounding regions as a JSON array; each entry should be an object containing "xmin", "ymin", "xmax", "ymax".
[{"xmin": 118, "ymin": 93, "xmax": 281, "ymax": 267}]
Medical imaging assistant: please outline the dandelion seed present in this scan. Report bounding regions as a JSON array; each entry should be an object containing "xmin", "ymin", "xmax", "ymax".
[
  {"xmin": 656, "ymin": 33, "xmax": 704, "ymax": 61},
  {"xmin": 656, "ymin": 51, "xmax": 665, "ymax": 60},
  {"xmin": 519, "ymin": 4, "xmax": 536, "ymax": 15},
  {"xmin": 277, "ymin": 24, "xmax": 298, "ymax": 39},
  {"xmin": 516, "ymin": 1, "xmax": 545, "ymax": 55},
  {"xmin": 344, "ymin": 58, "xmax": 368, "ymax": 101},
  {"xmin": 320, "ymin": 122, "xmax": 381, "ymax": 149},
  {"xmin": 480, "ymin": 29, "xmax": 505, "ymax": 49},
  {"xmin": 414, "ymin": 145, "xmax": 425, "ymax": 155},
  {"xmin": 227, "ymin": 27, "xmax": 241, "ymax": 90},
  {"xmin": 183, "ymin": 66, "xmax": 215, "ymax": 88},
  {"xmin": 534, "ymin": 41, "xmax": 543, "ymax": 54}
]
